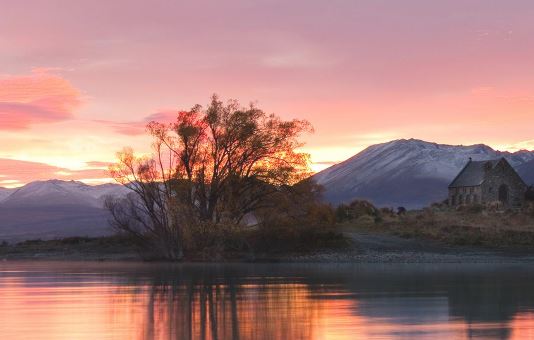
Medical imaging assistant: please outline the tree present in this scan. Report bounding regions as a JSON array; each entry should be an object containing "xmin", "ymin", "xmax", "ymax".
[{"xmin": 107, "ymin": 95, "xmax": 312, "ymax": 259}]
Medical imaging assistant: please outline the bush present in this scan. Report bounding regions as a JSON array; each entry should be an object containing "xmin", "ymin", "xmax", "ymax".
[
  {"xmin": 355, "ymin": 214, "xmax": 376, "ymax": 227},
  {"xmin": 349, "ymin": 200, "xmax": 378, "ymax": 218},
  {"xmin": 335, "ymin": 204, "xmax": 351, "ymax": 222},
  {"xmin": 336, "ymin": 200, "xmax": 380, "ymax": 222},
  {"xmin": 254, "ymin": 198, "xmax": 346, "ymax": 254},
  {"xmin": 379, "ymin": 207, "xmax": 396, "ymax": 217},
  {"xmin": 465, "ymin": 204, "xmax": 485, "ymax": 214},
  {"xmin": 184, "ymin": 223, "xmax": 250, "ymax": 260},
  {"xmin": 252, "ymin": 220, "xmax": 347, "ymax": 253}
]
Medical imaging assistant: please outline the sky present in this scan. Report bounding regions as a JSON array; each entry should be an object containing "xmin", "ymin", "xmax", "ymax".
[{"xmin": 1, "ymin": 0, "xmax": 534, "ymax": 187}]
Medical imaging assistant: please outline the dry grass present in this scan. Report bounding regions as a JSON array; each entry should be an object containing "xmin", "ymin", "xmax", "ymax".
[
  {"xmin": 345, "ymin": 202, "xmax": 534, "ymax": 248},
  {"xmin": 0, "ymin": 235, "xmax": 139, "ymax": 260}
]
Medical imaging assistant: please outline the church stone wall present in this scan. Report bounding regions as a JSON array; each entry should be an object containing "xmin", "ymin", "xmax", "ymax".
[{"xmin": 480, "ymin": 161, "xmax": 527, "ymax": 208}]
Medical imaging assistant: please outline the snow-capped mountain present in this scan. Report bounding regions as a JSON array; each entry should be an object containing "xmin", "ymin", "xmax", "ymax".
[
  {"xmin": 516, "ymin": 159, "xmax": 534, "ymax": 185},
  {"xmin": 313, "ymin": 139, "xmax": 534, "ymax": 209},
  {"xmin": 0, "ymin": 187, "xmax": 15, "ymax": 203},
  {"xmin": 0, "ymin": 180, "xmax": 129, "ymax": 242},
  {"xmin": 0, "ymin": 180, "xmax": 129, "ymax": 207}
]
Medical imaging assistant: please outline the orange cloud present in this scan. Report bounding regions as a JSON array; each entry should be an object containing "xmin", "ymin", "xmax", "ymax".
[
  {"xmin": 0, "ymin": 158, "xmax": 108, "ymax": 187},
  {"xmin": 85, "ymin": 161, "xmax": 113, "ymax": 168},
  {"xmin": 0, "ymin": 70, "xmax": 81, "ymax": 130}
]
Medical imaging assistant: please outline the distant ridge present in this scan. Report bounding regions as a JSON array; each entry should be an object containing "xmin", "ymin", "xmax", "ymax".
[
  {"xmin": 0, "ymin": 180, "xmax": 128, "ymax": 242},
  {"xmin": 0, "ymin": 187, "xmax": 14, "ymax": 203},
  {"xmin": 1, "ymin": 179, "xmax": 129, "ymax": 207},
  {"xmin": 313, "ymin": 139, "xmax": 534, "ymax": 209}
]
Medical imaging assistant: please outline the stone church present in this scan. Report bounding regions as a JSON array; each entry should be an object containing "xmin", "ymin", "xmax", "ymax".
[{"xmin": 448, "ymin": 158, "xmax": 527, "ymax": 208}]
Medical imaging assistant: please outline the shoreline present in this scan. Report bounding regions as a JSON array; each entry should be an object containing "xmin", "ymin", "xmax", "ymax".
[
  {"xmin": 3, "ymin": 231, "xmax": 534, "ymax": 264},
  {"xmin": 3, "ymin": 253, "xmax": 534, "ymax": 264}
]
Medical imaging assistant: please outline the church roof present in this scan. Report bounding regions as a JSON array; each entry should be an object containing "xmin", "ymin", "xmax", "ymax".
[{"xmin": 448, "ymin": 158, "xmax": 502, "ymax": 188}]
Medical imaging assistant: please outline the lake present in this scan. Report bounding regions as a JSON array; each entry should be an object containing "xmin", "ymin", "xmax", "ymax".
[{"xmin": 1, "ymin": 262, "xmax": 534, "ymax": 339}]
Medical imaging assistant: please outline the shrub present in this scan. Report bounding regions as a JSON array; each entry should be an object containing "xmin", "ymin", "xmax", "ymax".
[
  {"xmin": 355, "ymin": 214, "xmax": 376, "ymax": 227},
  {"xmin": 336, "ymin": 200, "xmax": 380, "ymax": 222},
  {"xmin": 185, "ymin": 223, "xmax": 250, "ymax": 260},
  {"xmin": 252, "ymin": 219, "xmax": 347, "ymax": 253},
  {"xmin": 465, "ymin": 204, "xmax": 485, "ymax": 214},
  {"xmin": 349, "ymin": 200, "xmax": 378, "ymax": 218},
  {"xmin": 335, "ymin": 204, "xmax": 351, "ymax": 222},
  {"xmin": 379, "ymin": 207, "xmax": 396, "ymax": 217},
  {"xmin": 430, "ymin": 200, "xmax": 448, "ymax": 211},
  {"xmin": 254, "ymin": 196, "xmax": 345, "ymax": 254}
]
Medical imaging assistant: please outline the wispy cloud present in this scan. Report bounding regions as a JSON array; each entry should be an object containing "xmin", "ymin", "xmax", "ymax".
[
  {"xmin": 95, "ymin": 110, "xmax": 178, "ymax": 135},
  {"xmin": 502, "ymin": 140, "xmax": 534, "ymax": 152},
  {"xmin": 0, "ymin": 158, "xmax": 109, "ymax": 187},
  {"xmin": 85, "ymin": 161, "xmax": 113, "ymax": 168}
]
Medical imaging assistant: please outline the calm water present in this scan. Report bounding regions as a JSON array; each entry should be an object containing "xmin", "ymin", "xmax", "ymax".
[{"xmin": 1, "ymin": 262, "xmax": 534, "ymax": 339}]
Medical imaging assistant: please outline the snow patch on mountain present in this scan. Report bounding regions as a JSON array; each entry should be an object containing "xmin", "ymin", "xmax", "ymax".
[
  {"xmin": 0, "ymin": 180, "xmax": 130, "ymax": 242},
  {"xmin": 313, "ymin": 139, "xmax": 534, "ymax": 208},
  {"xmin": 0, "ymin": 180, "xmax": 128, "ymax": 208},
  {"xmin": 0, "ymin": 188, "xmax": 15, "ymax": 203}
]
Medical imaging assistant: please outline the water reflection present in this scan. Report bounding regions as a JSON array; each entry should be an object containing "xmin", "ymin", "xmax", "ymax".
[{"xmin": 1, "ymin": 262, "xmax": 534, "ymax": 339}]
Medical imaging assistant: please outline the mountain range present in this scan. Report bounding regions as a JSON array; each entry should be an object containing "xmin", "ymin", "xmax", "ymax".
[
  {"xmin": 1, "ymin": 138, "xmax": 533, "ymax": 242},
  {"xmin": 313, "ymin": 139, "xmax": 534, "ymax": 209},
  {"xmin": 0, "ymin": 180, "xmax": 128, "ymax": 243}
]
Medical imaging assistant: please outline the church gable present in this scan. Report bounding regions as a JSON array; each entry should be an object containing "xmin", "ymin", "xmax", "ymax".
[{"xmin": 448, "ymin": 159, "xmax": 499, "ymax": 188}]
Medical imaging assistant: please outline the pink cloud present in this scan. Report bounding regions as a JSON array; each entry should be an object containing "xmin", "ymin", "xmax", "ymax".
[
  {"xmin": 108, "ymin": 121, "xmax": 146, "ymax": 136},
  {"xmin": 2, "ymin": 1, "xmax": 534, "ymax": 174},
  {"xmin": 0, "ymin": 70, "xmax": 81, "ymax": 130},
  {"xmin": 0, "ymin": 158, "xmax": 107, "ymax": 186},
  {"xmin": 97, "ymin": 110, "xmax": 178, "ymax": 135}
]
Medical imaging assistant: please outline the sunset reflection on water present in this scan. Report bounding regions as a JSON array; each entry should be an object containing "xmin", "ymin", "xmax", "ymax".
[{"xmin": 1, "ymin": 262, "xmax": 534, "ymax": 339}]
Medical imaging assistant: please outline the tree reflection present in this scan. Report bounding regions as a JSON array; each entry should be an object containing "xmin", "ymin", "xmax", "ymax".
[
  {"xmin": 120, "ymin": 264, "xmax": 534, "ymax": 340},
  {"xmin": 11, "ymin": 263, "xmax": 533, "ymax": 339},
  {"xmin": 137, "ymin": 276, "xmax": 318, "ymax": 340}
]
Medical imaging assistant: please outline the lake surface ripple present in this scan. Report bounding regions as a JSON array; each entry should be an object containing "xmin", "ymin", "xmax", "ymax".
[{"xmin": 1, "ymin": 262, "xmax": 534, "ymax": 339}]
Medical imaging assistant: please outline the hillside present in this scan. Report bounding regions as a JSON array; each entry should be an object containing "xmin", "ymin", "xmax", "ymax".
[
  {"xmin": 0, "ymin": 180, "xmax": 128, "ymax": 242},
  {"xmin": 313, "ymin": 139, "xmax": 534, "ymax": 208}
]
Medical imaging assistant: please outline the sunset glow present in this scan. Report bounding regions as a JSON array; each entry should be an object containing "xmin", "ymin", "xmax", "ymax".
[
  {"xmin": 2, "ymin": 1, "xmax": 534, "ymax": 186},
  {"xmin": 0, "ymin": 275, "xmax": 502, "ymax": 339}
]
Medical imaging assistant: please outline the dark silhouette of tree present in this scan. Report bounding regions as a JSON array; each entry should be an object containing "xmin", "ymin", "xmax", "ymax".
[{"xmin": 106, "ymin": 95, "xmax": 312, "ymax": 259}]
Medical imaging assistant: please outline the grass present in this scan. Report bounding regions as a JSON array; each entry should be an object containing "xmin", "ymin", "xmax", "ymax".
[
  {"xmin": 5, "ymin": 203, "xmax": 533, "ymax": 261},
  {"xmin": 182, "ymin": 223, "xmax": 350, "ymax": 261},
  {"xmin": 0, "ymin": 235, "xmax": 139, "ymax": 260},
  {"xmin": 0, "ymin": 227, "xmax": 350, "ymax": 262},
  {"xmin": 343, "ymin": 203, "xmax": 534, "ymax": 249}
]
